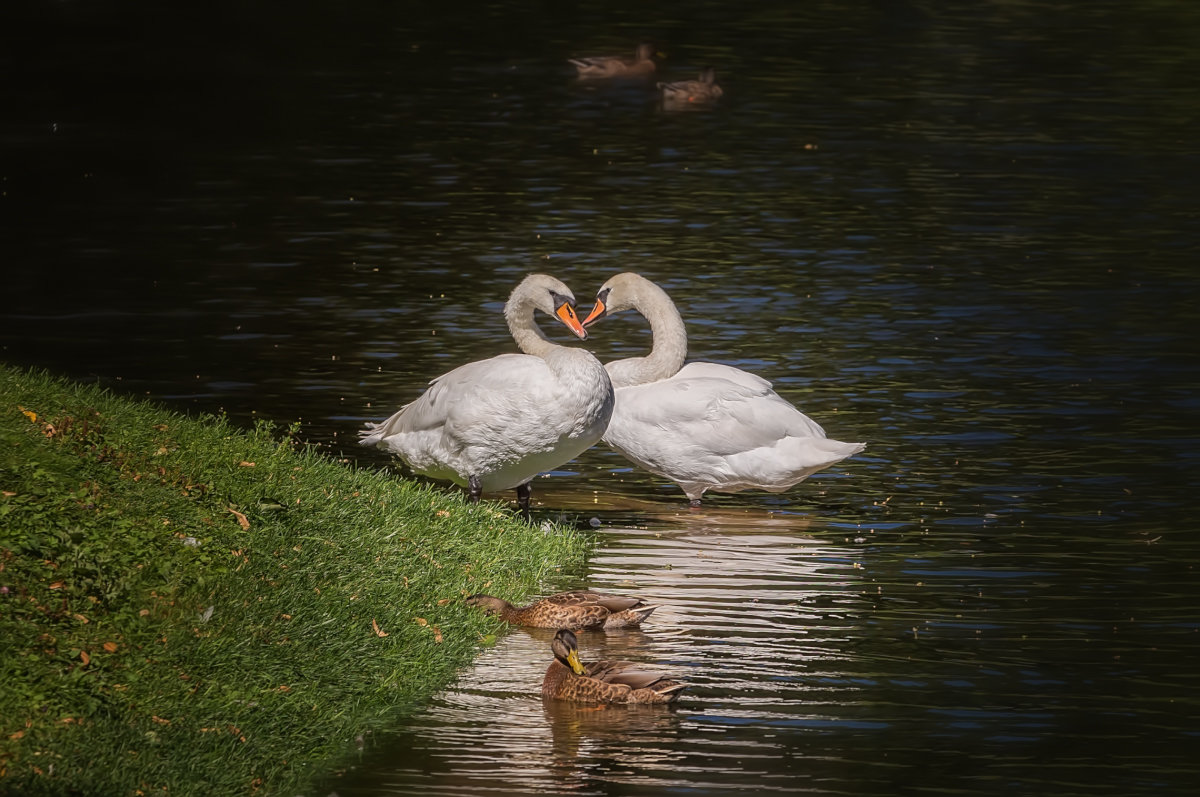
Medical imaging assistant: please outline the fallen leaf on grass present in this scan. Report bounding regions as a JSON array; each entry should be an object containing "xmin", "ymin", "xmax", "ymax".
[
  {"xmin": 102, "ymin": 641, "xmax": 118, "ymax": 653},
  {"xmin": 79, "ymin": 651, "xmax": 90, "ymax": 666},
  {"xmin": 413, "ymin": 617, "xmax": 428, "ymax": 627},
  {"xmin": 151, "ymin": 716, "xmax": 171, "ymax": 725},
  {"xmin": 2, "ymin": 491, "xmax": 15, "ymax": 498},
  {"xmin": 73, "ymin": 613, "xmax": 89, "ymax": 624},
  {"xmin": 49, "ymin": 581, "xmax": 65, "ymax": 590},
  {"xmin": 371, "ymin": 618, "xmax": 388, "ymax": 637},
  {"xmin": 239, "ymin": 461, "xmax": 256, "ymax": 467},
  {"xmin": 432, "ymin": 625, "xmax": 443, "ymax": 644},
  {"xmin": 228, "ymin": 508, "xmax": 250, "ymax": 530},
  {"xmin": 9, "ymin": 730, "xmax": 24, "ymax": 740}
]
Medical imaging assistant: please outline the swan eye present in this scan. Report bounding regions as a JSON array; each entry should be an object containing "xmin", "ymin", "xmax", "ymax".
[{"xmin": 549, "ymin": 291, "xmax": 575, "ymax": 308}]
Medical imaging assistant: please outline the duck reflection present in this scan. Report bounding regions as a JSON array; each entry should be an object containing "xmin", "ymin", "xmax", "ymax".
[{"xmin": 543, "ymin": 698, "xmax": 685, "ymax": 780}]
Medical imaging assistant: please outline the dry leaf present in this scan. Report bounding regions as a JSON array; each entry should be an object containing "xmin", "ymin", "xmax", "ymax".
[
  {"xmin": 21, "ymin": 409, "xmax": 37, "ymax": 422},
  {"xmin": 2, "ymin": 491, "xmax": 15, "ymax": 498},
  {"xmin": 151, "ymin": 716, "xmax": 171, "ymax": 725},
  {"xmin": 9, "ymin": 730, "xmax": 24, "ymax": 740},
  {"xmin": 436, "ymin": 510, "xmax": 450, "ymax": 517},
  {"xmin": 139, "ymin": 609, "xmax": 150, "ymax": 617},
  {"xmin": 73, "ymin": 613, "xmax": 89, "ymax": 624},
  {"xmin": 436, "ymin": 598, "xmax": 450, "ymax": 606},
  {"xmin": 79, "ymin": 651, "xmax": 90, "ymax": 666},
  {"xmin": 432, "ymin": 625, "xmax": 443, "ymax": 644},
  {"xmin": 371, "ymin": 618, "xmax": 388, "ymax": 637},
  {"xmin": 49, "ymin": 581, "xmax": 65, "ymax": 590},
  {"xmin": 102, "ymin": 642, "xmax": 118, "ymax": 653},
  {"xmin": 277, "ymin": 685, "xmax": 291, "ymax": 692},
  {"xmin": 239, "ymin": 461, "xmax": 256, "ymax": 467},
  {"xmin": 413, "ymin": 617, "xmax": 428, "ymax": 627},
  {"xmin": 228, "ymin": 508, "xmax": 250, "ymax": 530}
]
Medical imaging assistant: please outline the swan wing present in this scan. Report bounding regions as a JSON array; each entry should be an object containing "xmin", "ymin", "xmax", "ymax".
[
  {"xmin": 605, "ymin": 375, "xmax": 862, "ymax": 495},
  {"xmin": 363, "ymin": 353, "xmax": 602, "ymax": 486},
  {"xmin": 675, "ymin": 361, "xmax": 773, "ymax": 391},
  {"xmin": 609, "ymin": 376, "xmax": 825, "ymax": 455}
]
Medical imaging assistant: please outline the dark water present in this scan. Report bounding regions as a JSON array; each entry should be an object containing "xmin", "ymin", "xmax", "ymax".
[{"xmin": 3, "ymin": 2, "xmax": 1199, "ymax": 795}]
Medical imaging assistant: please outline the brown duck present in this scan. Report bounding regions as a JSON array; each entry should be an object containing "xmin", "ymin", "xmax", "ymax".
[
  {"xmin": 569, "ymin": 43, "xmax": 657, "ymax": 80},
  {"xmin": 542, "ymin": 629, "xmax": 688, "ymax": 704},
  {"xmin": 659, "ymin": 66, "xmax": 725, "ymax": 104},
  {"xmin": 465, "ymin": 591, "xmax": 658, "ymax": 630}
]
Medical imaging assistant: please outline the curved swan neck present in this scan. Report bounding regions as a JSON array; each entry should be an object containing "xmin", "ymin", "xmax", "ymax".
[
  {"xmin": 611, "ymin": 279, "xmax": 688, "ymax": 387},
  {"xmin": 505, "ymin": 292, "xmax": 558, "ymax": 359}
]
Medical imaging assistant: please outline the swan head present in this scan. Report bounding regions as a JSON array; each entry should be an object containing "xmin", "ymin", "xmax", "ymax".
[
  {"xmin": 550, "ymin": 629, "xmax": 587, "ymax": 675},
  {"xmin": 582, "ymin": 272, "xmax": 668, "ymax": 327},
  {"xmin": 507, "ymin": 274, "xmax": 588, "ymax": 340}
]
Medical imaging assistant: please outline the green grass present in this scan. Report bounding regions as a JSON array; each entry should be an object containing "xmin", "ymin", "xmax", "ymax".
[{"xmin": 0, "ymin": 365, "xmax": 590, "ymax": 796}]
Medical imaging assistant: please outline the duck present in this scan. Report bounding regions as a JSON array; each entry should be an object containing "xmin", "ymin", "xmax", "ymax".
[
  {"xmin": 542, "ymin": 629, "xmax": 688, "ymax": 704},
  {"xmin": 569, "ymin": 42, "xmax": 657, "ymax": 80},
  {"xmin": 465, "ymin": 591, "xmax": 658, "ymax": 630},
  {"xmin": 581, "ymin": 272, "xmax": 864, "ymax": 506},
  {"xmin": 360, "ymin": 274, "xmax": 614, "ymax": 521},
  {"xmin": 658, "ymin": 66, "xmax": 724, "ymax": 104}
]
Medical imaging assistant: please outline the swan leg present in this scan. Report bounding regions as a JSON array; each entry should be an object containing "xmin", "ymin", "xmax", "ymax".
[
  {"xmin": 516, "ymin": 482, "xmax": 532, "ymax": 522},
  {"xmin": 688, "ymin": 498, "xmax": 702, "ymax": 509},
  {"xmin": 468, "ymin": 475, "xmax": 483, "ymax": 504}
]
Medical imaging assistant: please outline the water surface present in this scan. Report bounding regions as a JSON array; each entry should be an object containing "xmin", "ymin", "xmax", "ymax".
[{"xmin": 3, "ymin": 2, "xmax": 1198, "ymax": 795}]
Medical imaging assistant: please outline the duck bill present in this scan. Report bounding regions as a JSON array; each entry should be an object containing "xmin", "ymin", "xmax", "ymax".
[
  {"xmin": 566, "ymin": 648, "xmax": 586, "ymax": 675},
  {"xmin": 555, "ymin": 302, "xmax": 589, "ymax": 340},
  {"xmin": 581, "ymin": 297, "xmax": 607, "ymax": 328}
]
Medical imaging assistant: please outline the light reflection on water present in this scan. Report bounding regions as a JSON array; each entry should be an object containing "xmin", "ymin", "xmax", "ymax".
[
  {"xmin": 328, "ymin": 495, "xmax": 1198, "ymax": 795},
  {"xmin": 333, "ymin": 512, "xmax": 874, "ymax": 796}
]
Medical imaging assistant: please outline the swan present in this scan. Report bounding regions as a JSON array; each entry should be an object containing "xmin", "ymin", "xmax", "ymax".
[
  {"xmin": 569, "ymin": 42, "xmax": 657, "ymax": 80},
  {"xmin": 360, "ymin": 274, "xmax": 614, "ymax": 520},
  {"xmin": 581, "ymin": 272, "xmax": 864, "ymax": 506}
]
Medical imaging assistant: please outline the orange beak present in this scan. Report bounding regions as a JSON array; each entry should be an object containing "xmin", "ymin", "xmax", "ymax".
[
  {"xmin": 555, "ymin": 302, "xmax": 588, "ymax": 340},
  {"xmin": 581, "ymin": 297, "xmax": 607, "ymax": 328}
]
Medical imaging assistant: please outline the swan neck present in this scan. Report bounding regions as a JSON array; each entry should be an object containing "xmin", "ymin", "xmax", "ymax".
[
  {"xmin": 506, "ymin": 295, "xmax": 557, "ymax": 358},
  {"xmin": 620, "ymin": 284, "xmax": 688, "ymax": 386}
]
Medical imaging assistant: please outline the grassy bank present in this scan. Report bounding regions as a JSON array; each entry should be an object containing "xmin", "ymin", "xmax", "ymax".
[{"xmin": 0, "ymin": 365, "xmax": 589, "ymax": 796}]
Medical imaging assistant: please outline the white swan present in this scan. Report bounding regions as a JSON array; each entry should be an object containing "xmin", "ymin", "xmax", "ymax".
[
  {"xmin": 361, "ymin": 274, "xmax": 614, "ymax": 520},
  {"xmin": 582, "ymin": 272, "xmax": 864, "ymax": 506}
]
